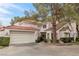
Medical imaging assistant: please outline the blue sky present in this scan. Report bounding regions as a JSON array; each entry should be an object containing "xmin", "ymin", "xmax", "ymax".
[{"xmin": 0, "ymin": 3, "xmax": 36, "ymax": 26}]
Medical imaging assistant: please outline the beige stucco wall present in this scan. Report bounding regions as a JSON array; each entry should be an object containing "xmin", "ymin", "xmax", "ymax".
[
  {"xmin": 40, "ymin": 22, "xmax": 52, "ymax": 32},
  {"xmin": 0, "ymin": 29, "xmax": 10, "ymax": 37},
  {"xmin": 45, "ymin": 21, "xmax": 77, "ymax": 40},
  {"xmin": 57, "ymin": 21, "xmax": 77, "ymax": 39}
]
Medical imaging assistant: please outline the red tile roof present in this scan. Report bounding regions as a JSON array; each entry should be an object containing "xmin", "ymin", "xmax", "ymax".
[
  {"xmin": 6, "ymin": 26, "xmax": 39, "ymax": 31},
  {"xmin": 0, "ymin": 26, "xmax": 5, "ymax": 31}
]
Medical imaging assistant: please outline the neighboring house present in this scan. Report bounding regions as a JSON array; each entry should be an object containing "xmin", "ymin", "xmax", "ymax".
[
  {"xmin": 0, "ymin": 20, "xmax": 40, "ymax": 45},
  {"xmin": 0, "ymin": 26, "xmax": 6, "ymax": 37},
  {"xmin": 40, "ymin": 20, "xmax": 77, "ymax": 42}
]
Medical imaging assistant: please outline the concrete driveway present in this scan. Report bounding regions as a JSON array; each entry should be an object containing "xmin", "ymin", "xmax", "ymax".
[{"xmin": 0, "ymin": 43, "xmax": 79, "ymax": 56}]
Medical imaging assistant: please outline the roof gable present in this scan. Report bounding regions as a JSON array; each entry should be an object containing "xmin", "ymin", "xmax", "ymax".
[
  {"xmin": 45, "ymin": 20, "xmax": 67, "ymax": 31},
  {"xmin": 59, "ymin": 25, "xmax": 71, "ymax": 31}
]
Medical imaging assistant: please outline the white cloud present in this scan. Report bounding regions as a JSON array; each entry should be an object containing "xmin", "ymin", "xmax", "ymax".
[
  {"xmin": 0, "ymin": 3, "xmax": 13, "ymax": 16},
  {"xmin": 0, "ymin": 17, "xmax": 11, "ymax": 22},
  {"xmin": 9, "ymin": 4, "xmax": 24, "ymax": 12},
  {"xmin": 0, "ymin": 3, "xmax": 25, "ymax": 16},
  {"xmin": 0, "ymin": 14, "xmax": 6, "ymax": 17},
  {"xmin": 0, "ymin": 8, "xmax": 11, "ymax": 14},
  {"xmin": 0, "ymin": 3, "xmax": 24, "ymax": 12},
  {"xmin": 0, "ymin": 17, "xmax": 11, "ymax": 26},
  {"xmin": 0, "ymin": 3, "xmax": 26, "ymax": 26}
]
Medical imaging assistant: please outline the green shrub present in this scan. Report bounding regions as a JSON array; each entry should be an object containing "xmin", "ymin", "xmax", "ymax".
[
  {"xmin": 76, "ymin": 37, "xmax": 79, "ymax": 42},
  {"xmin": 0, "ymin": 37, "xmax": 10, "ymax": 46},
  {"xmin": 60, "ymin": 37, "xmax": 74, "ymax": 43}
]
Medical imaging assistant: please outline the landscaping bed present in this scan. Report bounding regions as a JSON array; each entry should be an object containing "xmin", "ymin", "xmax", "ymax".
[{"xmin": 60, "ymin": 37, "xmax": 74, "ymax": 43}]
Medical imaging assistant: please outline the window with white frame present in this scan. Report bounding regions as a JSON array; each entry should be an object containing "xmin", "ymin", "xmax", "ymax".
[{"xmin": 43, "ymin": 24, "xmax": 46, "ymax": 28}]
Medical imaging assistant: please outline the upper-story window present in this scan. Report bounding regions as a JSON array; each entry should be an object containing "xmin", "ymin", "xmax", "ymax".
[{"xmin": 43, "ymin": 24, "xmax": 46, "ymax": 28}]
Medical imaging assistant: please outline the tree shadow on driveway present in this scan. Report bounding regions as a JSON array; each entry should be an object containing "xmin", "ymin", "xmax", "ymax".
[{"xmin": 10, "ymin": 42, "xmax": 38, "ymax": 47}]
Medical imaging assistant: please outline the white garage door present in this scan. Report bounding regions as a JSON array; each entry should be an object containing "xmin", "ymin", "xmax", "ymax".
[{"xmin": 10, "ymin": 31, "xmax": 35, "ymax": 44}]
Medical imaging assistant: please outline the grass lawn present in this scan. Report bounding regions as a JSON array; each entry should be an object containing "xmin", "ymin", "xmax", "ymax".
[{"xmin": 0, "ymin": 46, "xmax": 5, "ymax": 49}]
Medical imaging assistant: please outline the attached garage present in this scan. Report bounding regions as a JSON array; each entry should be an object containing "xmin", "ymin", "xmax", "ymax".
[
  {"xmin": 5, "ymin": 26, "xmax": 39, "ymax": 45},
  {"xmin": 10, "ymin": 30, "xmax": 35, "ymax": 44}
]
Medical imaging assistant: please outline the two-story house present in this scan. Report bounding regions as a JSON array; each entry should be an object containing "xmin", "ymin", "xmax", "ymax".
[{"xmin": 40, "ymin": 19, "xmax": 77, "ymax": 42}]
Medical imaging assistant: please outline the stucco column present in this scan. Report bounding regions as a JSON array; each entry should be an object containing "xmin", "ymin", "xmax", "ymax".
[{"xmin": 73, "ymin": 33, "xmax": 77, "ymax": 42}]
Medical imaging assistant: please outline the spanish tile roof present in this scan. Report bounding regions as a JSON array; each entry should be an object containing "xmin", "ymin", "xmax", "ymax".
[
  {"xmin": 6, "ymin": 26, "xmax": 39, "ymax": 31},
  {"xmin": 0, "ymin": 26, "xmax": 5, "ymax": 31}
]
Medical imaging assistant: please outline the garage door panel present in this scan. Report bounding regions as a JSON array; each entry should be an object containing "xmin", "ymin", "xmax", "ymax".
[
  {"xmin": 10, "ymin": 31, "xmax": 35, "ymax": 44},
  {"xmin": 11, "ymin": 31, "xmax": 34, "ymax": 34}
]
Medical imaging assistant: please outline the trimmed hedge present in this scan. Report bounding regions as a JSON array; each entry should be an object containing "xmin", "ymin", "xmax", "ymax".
[
  {"xmin": 76, "ymin": 37, "xmax": 79, "ymax": 42},
  {"xmin": 60, "ymin": 37, "xmax": 74, "ymax": 43},
  {"xmin": 35, "ymin": 36, "xmax": 47, "ymax": 43},
  {"xmin": 60, "ymin": 37, "xmax": 79, "ymax": 43},
  {"xmin": 0, "ymin": 37, "xmax": 10, "ymax": 46}
]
